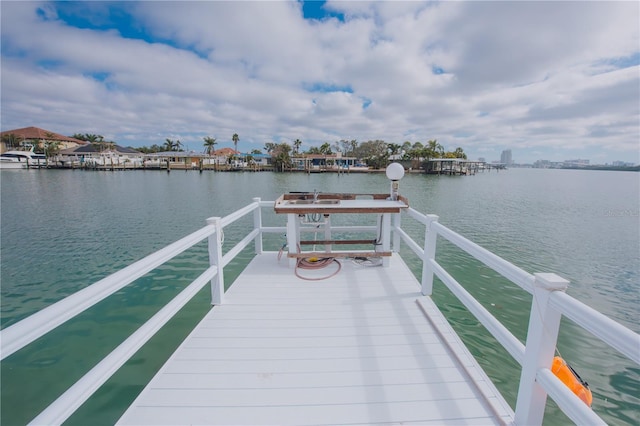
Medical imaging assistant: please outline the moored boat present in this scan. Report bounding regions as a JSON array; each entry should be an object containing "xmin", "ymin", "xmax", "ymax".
[{"xmin": 0, "ymin": 149, "xmax": 47, "ymax": 169}]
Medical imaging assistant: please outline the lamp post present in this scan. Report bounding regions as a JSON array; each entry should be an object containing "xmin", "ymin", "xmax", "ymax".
[{"xmin": 385, "ymin": 163, "xmax": 405, "ymax": 201}]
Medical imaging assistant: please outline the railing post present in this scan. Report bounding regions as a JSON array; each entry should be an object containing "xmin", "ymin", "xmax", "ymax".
[
  {"xmin": 515, "ymin": 273, "xmax": 569, "ymax": 425},
  {"xmin": 252, "ymin": 197, "xmax": 263, "ymax": 254},
  {"xmin": 421, "ymin": 214, "xmax": 439, "ymax": 295},
  {"xmin": 207, "ymin": 217, "xmax": 224, "ymax": 305},
  {"xmin": 392, "ymin": 212, "xmax": 401, "ymax": 252}
]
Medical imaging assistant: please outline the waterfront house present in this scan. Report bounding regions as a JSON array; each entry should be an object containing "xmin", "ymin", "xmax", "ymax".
[
  {"xmin": 55, "ymin": 144, "xmax": 143, "ymax": 168},
  {"xmin": 143, "ymin": 151, "xmax": 211, "ymax": 169},
  {"xmin": 291, "ymin": 154, "xmax": 359, "ymax": 172},
  {"xmin": 212, "ymin": 147, "xmax": 240, "ymax": 166},
  {"xmin": 0, "ymin": 126, "xmax": 87, "ymax": 153},
  {"xmin": 424, "ymin": 158, "xmax": 486, "ymax": 175},
  {"xmin": 142, "ymin": 148, "xmax": 250, "ymax": 170}
]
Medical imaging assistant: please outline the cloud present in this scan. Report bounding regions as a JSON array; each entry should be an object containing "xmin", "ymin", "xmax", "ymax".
[{"xmin": 1, "ymin": 0, "xmax": 638, "ymax": 163}]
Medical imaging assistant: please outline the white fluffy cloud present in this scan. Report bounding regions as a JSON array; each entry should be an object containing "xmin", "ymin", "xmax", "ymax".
[{"xmin": 1, "ymin": 1, "xmax": 638, "ymax": 163}]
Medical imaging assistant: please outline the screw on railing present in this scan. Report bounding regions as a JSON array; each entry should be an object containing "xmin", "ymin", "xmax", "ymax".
[
  {"xmin": 421, "ymin": 214, "xmax": 439, "ymax": 295},
  {"xmin": 515, "ymin": 272, "xmax": 569, "ymax": 425},
  {"xmin": 253, "ymin": 197, "xmax": 263, "ymax": 254},
  {"xmin": 206, "ymin": 217, "xmax": 224, "ymax": 305}
]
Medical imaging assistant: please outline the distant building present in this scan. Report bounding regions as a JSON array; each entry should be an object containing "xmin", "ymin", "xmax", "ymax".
[
  {"xmin": 533, "ymin": 160, "xmax": 567, "ymax": 169},
  {"xmin": 478, "ymin": 157, "xmax": 486, "ymax": 163},
  {"xmin": 0, "ymin": 126, "xmax": 87, "ymax": 153},
  {"xmin": 212, "ymin": 147, "xmax": 240, "ymax": 166},
  {"xmin": 56, "ymin": 143, "xmax": 143, "ymax": 167},
  {"xmin": 563, "ymin": 159, "xmax": 590, "ymax": 168},
  {"xmin": 500, "ymin": 149, "xmax": 512, "ymax": 165},
  {"xmin": 612, "ymin": 161, "xmax": 635, "ymax": 167}
]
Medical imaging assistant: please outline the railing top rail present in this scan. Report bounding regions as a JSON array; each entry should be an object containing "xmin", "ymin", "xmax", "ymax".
[
  {"xmin": 1, "ymin": 200, "xmax": 264, "ymax": 361},
  {"xmin": 0, "ymin": 224, "xmax": 217, "ymax": 360},
  {"xmin": 549, "ymin": 291, "xmax": 640, "ymax": 364},
  {"xmin": 405, "ymin": 206, "xmax": 433, "ymax": 225},
  {"xmin": 402, "ymin": 206, "xmax": 639, "ymax": 357},
  {"xmin": 400, "ymin": 203, "xmax": 639, "ymax": 425},
  {"xmin": 404, "ymin": 206, "xmax": 535, "ymax": 293}
]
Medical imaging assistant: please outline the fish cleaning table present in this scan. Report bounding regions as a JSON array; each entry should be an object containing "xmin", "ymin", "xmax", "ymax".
[{"xmin": 274, "ymin": 192, "xmax": 410, "ymax": 267}]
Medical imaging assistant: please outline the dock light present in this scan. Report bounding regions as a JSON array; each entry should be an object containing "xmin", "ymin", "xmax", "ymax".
[{"xmin": 386, "ymin": 163, "xmax": 405, "ymax": 201}]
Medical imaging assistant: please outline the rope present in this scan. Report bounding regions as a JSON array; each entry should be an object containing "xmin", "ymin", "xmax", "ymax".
[
  {"xmin": 278, "ymin": 239, "xmax": 341, "ymax": 281},
  {"xmin": 295, "ymin": 256, "xmax": 342, "ymax": 281}
]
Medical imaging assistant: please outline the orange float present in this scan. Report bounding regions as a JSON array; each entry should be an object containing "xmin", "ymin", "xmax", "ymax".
[{"xmin": 551, "ymin": 356, "xmax": 593, "ymax": 407}]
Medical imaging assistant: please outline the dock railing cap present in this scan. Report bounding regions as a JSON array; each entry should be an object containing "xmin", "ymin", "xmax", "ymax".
[{"xmin": 534, "ymin": 273, "xmax": 569, "ymax": 290}]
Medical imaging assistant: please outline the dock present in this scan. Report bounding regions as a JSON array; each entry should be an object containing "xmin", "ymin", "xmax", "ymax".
[
  {"xmin": 2, "ymin": 189, "xmax": 636, "ymax": 426},
  {"xmin": 118, "ymin": 253, "xmax": 513, "ymax": 425}
]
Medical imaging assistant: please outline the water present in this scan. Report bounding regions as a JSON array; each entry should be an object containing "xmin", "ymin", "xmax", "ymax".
[{"xmin": 1, "ymin": 168, "xmax": 638, "ymax": 425}]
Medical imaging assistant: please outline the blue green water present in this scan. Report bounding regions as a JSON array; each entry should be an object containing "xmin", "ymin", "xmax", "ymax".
[{"xmin": 1, "ymin": 168, "xmax": 638, "ymax": 425}]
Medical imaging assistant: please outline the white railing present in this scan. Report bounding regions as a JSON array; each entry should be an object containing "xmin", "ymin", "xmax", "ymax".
[
  {"xmin": 1, "ymin": 200, "xmax": 637, "ymax": 425},
  {"xmin": 397, "ymin": 207, "xmax": 640, "ymax": 426},
  {"xmin": 1, "ymin": 198, "xmax": 273, "ymax": 425}
]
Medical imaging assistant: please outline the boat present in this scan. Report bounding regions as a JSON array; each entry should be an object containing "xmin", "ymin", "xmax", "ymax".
[
  {"xmin": 1, "ymin": 165, "xmax": 638, "ymax": 425},
  {"xmin": 0, "ymin": 148, "xmax": 47, "ymax": 169}
]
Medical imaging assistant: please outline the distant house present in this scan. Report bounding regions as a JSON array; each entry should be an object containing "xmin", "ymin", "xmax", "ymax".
[
  {"xmin": 212, "ymin": 147, "xmax": 240, "ymax": 165},
  {"xmin": 291, "ymin": 154, "xmax": 359, "ymax": 171},
  {"xmin": 56, "ymin": 143, "xmax": 143, "ymax": 167},
  {"xmin": 247, "ymin": 153, "xmax": 271, "ymax": 167},
  {"xmin": 144, "ymin": 151, "xmax": 210, "ymax": 168},
  {"xmin": 0, "ymin": 126, "xmax": 87, "ymax": 153},
  {"xmin": 140, "ymin": 148, "xmax": 243, "ymax": 169}
]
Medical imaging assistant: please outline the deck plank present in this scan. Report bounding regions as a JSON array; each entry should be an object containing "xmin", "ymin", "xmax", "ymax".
[{"xmin": 118, "ymin": 252, "xmax": 514, "ymax": 425}]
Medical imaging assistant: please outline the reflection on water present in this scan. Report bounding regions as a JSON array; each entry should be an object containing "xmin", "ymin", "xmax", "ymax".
[{"xmin": 1, "ymin": 168, "xmax": 638, "ymax": 425}]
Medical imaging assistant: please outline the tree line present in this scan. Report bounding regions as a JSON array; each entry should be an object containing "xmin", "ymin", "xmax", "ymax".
[
  {"xmin": 3, "ymin": 131, "xmax": 467, "ymax": 170},
  {"xmin": 261, "ymin": 139, "xmax": 467, "ymax": 171},
  {"xmin": 129, "ymin": 134, "xmax": 467, "ymax": 169}
]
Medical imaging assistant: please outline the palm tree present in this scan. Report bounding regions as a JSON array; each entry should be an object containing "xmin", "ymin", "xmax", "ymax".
[
  {"xmin": 164, "ymin": 139, "xmax": 175, "ymax": 152},
  {"xmin": 203, "ymin": 137, "xmax": 217, "ymax": 155},
  {"xmin": 232, "ymin": 133, "xmax": 239, "ymax": 154},
  {"xmin": 1, "ymin": 133, "xmax": 20, "ymax": 149},
  {"xmin": 272, "ymin": 143, "xmax": 292, "ymax": 172},
  {"xmin": 85, "ymin": 134, "xmax": 106, "ymax": 152},
  {"xmin": 427, "ymin": 140, "xmax": 444, "ymax": 158},
  {"xmin": 174, "ymin": 140, "xmax": 183, "ymax": 152},
  {"xmin": 44, "ymin": 140, "xmax": 60, "ymax": 158},
  {"xmin": 264, "ymin": 142, "xmax": 276, "ymax": 154},
  {"xmin": 387, "ymin": 143, "xmax": 401, "ymax": 157},
  {"xmin": 453, "ymin": 147, "xmax": 467, "ymax": 159},
  {"xmin": 293, "ymin": 139, "xmax": 302, "ymax": 154},
  {"xmin": 319, "ymin": 142, "xmax": 332, "ymax": 155},
  {"xmin": 349, "ymin": 139, "xmax": 358, "ymax": 156},
  {"xmin": 410, "ymin": 142, "xmax": 424, "ymax": 160}
]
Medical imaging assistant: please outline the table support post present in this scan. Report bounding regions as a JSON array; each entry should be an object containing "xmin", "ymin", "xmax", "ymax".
[
  {"xmin": 286, "ymin": 213, "xmax": 299, "ymax": 268},
  {"xmin": 377, "ymin": 213, "xmax": 391, "ymax": 267}
]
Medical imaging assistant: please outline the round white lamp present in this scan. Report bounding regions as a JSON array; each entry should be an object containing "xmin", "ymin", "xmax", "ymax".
[{"xmin": 385, "ymin": 163, "xmax": 405, "ymax": 201}]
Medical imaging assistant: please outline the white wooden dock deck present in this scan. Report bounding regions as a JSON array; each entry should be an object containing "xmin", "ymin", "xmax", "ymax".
[{"xmin": 118, "ymin": 252, "xmax": 514, "ymax": 425}]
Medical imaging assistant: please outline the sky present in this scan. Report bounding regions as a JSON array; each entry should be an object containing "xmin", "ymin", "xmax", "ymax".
[{"xmin": 1, "ymin": 1, "xmax": 639, "ymax": 164}]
